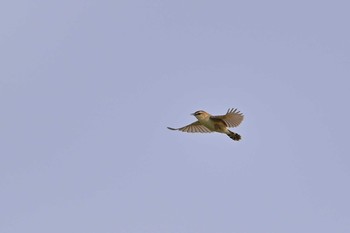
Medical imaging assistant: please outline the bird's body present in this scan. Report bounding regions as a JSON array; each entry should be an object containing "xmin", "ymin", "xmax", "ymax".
[
  {"xmin": 193, "ymin": 111, "xmax": 228, "ymax": 133},
  {"xmin": 168, "ymin": 108, "xmax": 244, "ymax": 141}
]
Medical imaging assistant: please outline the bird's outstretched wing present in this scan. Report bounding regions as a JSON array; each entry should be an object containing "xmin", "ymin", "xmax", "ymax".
[
  {"xmin": 210, "ymin": 108, "xmax": 244, "ymax": 128},
  {"xmin": 167, "ymin": 121, "xmax": 212, "ymax": 133}
]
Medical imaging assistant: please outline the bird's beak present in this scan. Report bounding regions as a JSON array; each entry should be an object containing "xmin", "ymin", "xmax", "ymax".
[{"xmin": 191, "ymin": 113, "xmax": 195, "ymax": 116}]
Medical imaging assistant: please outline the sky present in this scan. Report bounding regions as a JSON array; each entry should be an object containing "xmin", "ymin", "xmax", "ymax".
[{"xmin": 1, "ymin": 1, "xmax": 350, "ymax": 232}]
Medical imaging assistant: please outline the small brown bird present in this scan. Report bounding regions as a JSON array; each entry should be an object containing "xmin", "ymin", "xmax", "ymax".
[{"xmin": 168, "ymin": 108, "xmax": 244, "ymax": 141}]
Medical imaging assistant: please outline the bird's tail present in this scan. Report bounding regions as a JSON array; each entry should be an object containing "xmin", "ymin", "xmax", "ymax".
[{"xmin": 227, "ymin": 130, "xmax": 241, "ymax": 141}]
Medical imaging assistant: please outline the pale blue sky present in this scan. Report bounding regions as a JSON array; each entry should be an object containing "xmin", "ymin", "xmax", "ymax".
[{"xmin": 1, "ymin": 1, "xmax": 349, "ymax": 232}]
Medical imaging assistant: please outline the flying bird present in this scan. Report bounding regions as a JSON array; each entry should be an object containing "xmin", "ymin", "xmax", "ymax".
[{"xmin": 167, "ymin": 108, "xmax": 244, "ymax": 141}]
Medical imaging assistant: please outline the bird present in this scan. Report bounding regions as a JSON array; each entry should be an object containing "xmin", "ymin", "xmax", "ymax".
[{"xmin": 167, "ymin": 108, "xmax": 244, "ymax": 141}]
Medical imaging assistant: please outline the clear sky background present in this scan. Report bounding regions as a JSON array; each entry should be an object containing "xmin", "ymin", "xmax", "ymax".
[{"xmin": 1, "ymin": 1, "xmax": 349, "ymax": 233}]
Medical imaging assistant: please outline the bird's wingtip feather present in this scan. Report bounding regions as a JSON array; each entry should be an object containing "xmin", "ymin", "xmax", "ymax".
[{"xmin": 167, "ymin": 127, "xmax": 177, "ymax": 130}]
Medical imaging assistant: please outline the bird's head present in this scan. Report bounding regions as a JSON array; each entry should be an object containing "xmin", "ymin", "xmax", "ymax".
[{"xmin": 191, "ymin": 110, "xmax": 210, "ymax": 120}]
